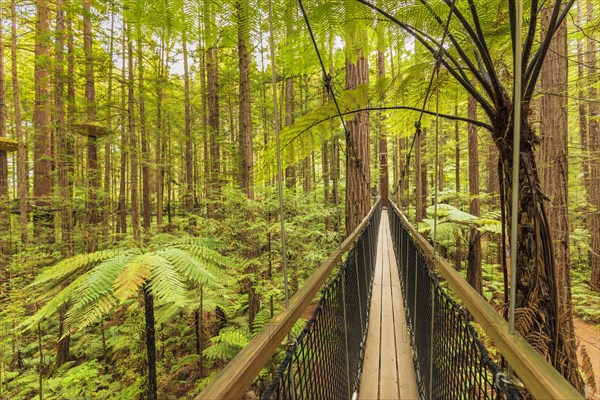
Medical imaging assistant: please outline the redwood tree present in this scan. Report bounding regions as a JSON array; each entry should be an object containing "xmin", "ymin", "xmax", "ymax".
[
  {"xmin": 83, "ymin": 0, "xmax": 100, "ymax": 252},
  {"xmin": 467, "ymin": 96, "xmax": 482, "ymax": 294},
  {"xmin": 345, "ymin": 52, "xmax": 371, "ymax": 234},
  {"xmin": 33, "ymin": 0, "xmax": 54, "ymax": 242},
  {"xmin": 11, "ymin": 0, "xmax": 28, "ymax": 245},
  {"xmin": 584, "ymin": 1, "xmax": 600, "ymax": 291},
  {"xmin": 0, "ymin": 0, "xmax": 9, "ymax": 299},
  {"xmin": 238, "ymin": 0, "xmax": 254, "ymax": 199}
]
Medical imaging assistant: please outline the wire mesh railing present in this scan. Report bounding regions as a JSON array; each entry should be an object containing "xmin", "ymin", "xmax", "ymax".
[
  {"xmin": 262, "ymin": 201, "xmax": 382, "ymax": 400},
  {"xmin": 388, "ymin": 202, "xmax": 522, "ymax": 400}
]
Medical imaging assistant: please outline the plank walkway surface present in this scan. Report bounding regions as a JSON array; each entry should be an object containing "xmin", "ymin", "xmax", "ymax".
[{"xmin": 359, "ymin": 209, "xmax": 420, "ymax": 400}]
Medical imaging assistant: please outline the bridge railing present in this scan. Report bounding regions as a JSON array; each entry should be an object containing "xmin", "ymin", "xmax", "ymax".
[
  {"xmin": 388, "ymin": 201, "xmax": 584, "ymax": 400},
  {"xmin": 197, "ymin": 200, "xmax": 381, "ymax": 400}
]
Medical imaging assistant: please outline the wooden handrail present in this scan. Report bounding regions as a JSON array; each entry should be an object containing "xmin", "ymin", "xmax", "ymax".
[
  {"xmin": 389, "ymin": 202, "xmax": 583, "ymax": 400},
  {"xmin": 196, "ymin": 200, "xmax": 380, "ymax": 400}
]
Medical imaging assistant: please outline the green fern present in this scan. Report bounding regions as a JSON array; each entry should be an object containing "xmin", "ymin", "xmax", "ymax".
[
  {"xmin": 203, "ymin": 328, "xmax": 250, "ymax": 361},
  {"xmin": 23, "ymin": 235, "xmax": 233, "ymax": 336}
]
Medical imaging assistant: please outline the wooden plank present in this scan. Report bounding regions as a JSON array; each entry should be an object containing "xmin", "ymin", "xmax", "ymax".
[
  {"xmin": 389, "ymin": 203, "xmax": 584, "ymax": 400},
  {"xmin": 359, "ymin": 225, "xmax": 385, "ymax": 399},
  {"xmin": 197, "ymin": 201, "xmax": 381, "ymax": 400},
  {"xmin": 358, "ymin": 211, "xmax": 420, "ymax": 400},
  {"xmin": 386, "ymin": 217, "xmax": 419, "ymax": 400},
  {"xmin": 381, "ymin": 236, "xmax": 392, "ymax": 288},
  {"xmin": 378, "ymin": 217, "xmax": 401, "ymax": 400}
]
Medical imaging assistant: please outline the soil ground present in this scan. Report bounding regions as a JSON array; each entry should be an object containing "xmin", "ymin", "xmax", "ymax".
[{"xmin": 575, "ymin": 317, "xmax": 600, "ymax": 399}]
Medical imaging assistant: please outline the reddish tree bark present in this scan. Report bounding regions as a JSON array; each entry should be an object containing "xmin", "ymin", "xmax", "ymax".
[
  {"xmin": 33, "ymin": 0, "xmax": 55, "ymax": 242},
  {"xmin": 345, "ymin": 53, "xmax": 371, "ymax": 234},
  {"xmin": 467, "ymin": 96, "xmax": 482, "ymax": 294}
]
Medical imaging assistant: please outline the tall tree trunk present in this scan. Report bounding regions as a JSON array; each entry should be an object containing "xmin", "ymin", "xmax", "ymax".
[
  {"xmin": 104, "ymin": 1, "xmax": 115, "ymax": 237},
  {"xmin": 420, "ymin": 128, "xmax": 428, "ymax": 219},
  {"xmin": 302, "ymin": 157, "xmax": 311, "ymax": 192},
  {"xmin": 328, "ymin": 34, "xmax": 340, "ymax": 233},
  {"xmin": 236, "ymin": 0, "xmax": 259, "ymax": 329},
  {"xmin": 11, "ymin": 0, "xmax": 28, "ymax": 245},
  {"xmin": 128, "ymin": 32, "xmax": 140, "ymax": 240},
  {"xmin": 54, "ymin": 0, "xmax": 71, "ymax": 367},
  {"xmin": 156, "ymin": 37, "xmax": 165, "ymax": 229},
  {"xmin": 201, "ymin": 46, "xmax": 209, "ymax": 209},
  {"xmin": 585, "ymin": 1, "xmax": 600, "ymax": 291},
  {"xmin": 438, "ymin": 133, "xmax": 445, "ymax": 192},
  {"xmin": 0, "ymin": 0, "xmax": 10, "ymax": 300},
  {"xmin": 415, "ymin": 128, "xmax": 424, "ymax": 223},
  {"xmin": 455, "ymin": 104, "xmax": 460, "ymax": 195},
  {"xmin": 33, "ymin": 0, "xmax": 54, "ymax": 242},
  {"xmin": 322, "ymin": 77, "xmax": 330, "ymax": 207},
  {"xmin": 138, "ymin": 37, "xmax": 151, "ymax": 231},
  {"xmin": 237, "ymin": 0, "xmax": 253, "ymax": 199},
  {"xmin": 345, "ymin": 54, "xmax": 371, "ymax": 234},
  {"xmin": 487, "ymin": 143, "xmax": 501, "ymax": 268},
  {"xmin": 396, "ymin": 137, "xmax": 405, "ymax": 207},
  {"xmin": 284, "ymin": 78, "xmax": 296, "ymax": 190},
  {"xmin": 454, "ymin": 107, "xmax": 462, "ymax": 271},
  {"xmin": 66, "ymin": 0, "xmax": 76, "ymax": 246},
  {"xmin": 323, "ymin": 141, "xmax": 330, "ymax": 204},
  {"xmin": 577, "ymin": 5, "xmax": 589, "ymax": 190},
  {"xmin": 182, "ymin": 34, "xmax": 194, "ymax": 228},
  {"xmin": 207, "ymin": 45, "xmax": 220, "ymax": 192},
  {"xmin": 467, "ymin": 96, "xmax": 482, "ymax": 294},
  {"xmin": 117, "ymin": 26, "xmax": 128, "ymax": 235},
  {"xmin": 83, "ymin": 0, "xmax": 99, "ymax": 252},
  {"xmin": 538, "ymin": 4, "xmax": 583, "ymax": 389},
  {"xmin": 377, "ymin": 50, "xmax": 388, "ymax": 207}
]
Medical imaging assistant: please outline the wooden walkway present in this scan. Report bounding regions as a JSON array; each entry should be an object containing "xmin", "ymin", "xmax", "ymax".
[{"xmin": 359, "ymin": 209, "xmax": 420, "ymax": 400}]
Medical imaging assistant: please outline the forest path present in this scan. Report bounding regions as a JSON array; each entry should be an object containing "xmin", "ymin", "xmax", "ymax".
[{"xmin": 574, "ymin": 317, "xmax": 600, "ymax": 398}]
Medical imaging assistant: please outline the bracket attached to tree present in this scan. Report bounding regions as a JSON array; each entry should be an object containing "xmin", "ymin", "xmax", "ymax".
[{"xmin": 72, "ymin": 122, "xmax": 113, "ymax": 138}]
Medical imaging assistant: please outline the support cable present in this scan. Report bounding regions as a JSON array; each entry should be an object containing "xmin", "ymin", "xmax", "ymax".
[
  {"xmin": 385, "ymin": 0, "xmax": 457, "ymax": 196},
  {"xmin": 508, "ymin": 0, "xmax": 523, "ymax": 376},
  {"xmin": 298, "ymin": 0, "xmax": 369, "ymax": 189}
]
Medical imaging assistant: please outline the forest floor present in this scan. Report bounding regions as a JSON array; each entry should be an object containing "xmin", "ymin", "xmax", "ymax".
[{"xmin": 574, "ymin": 317, "xmax": 600, "ymax": 398}]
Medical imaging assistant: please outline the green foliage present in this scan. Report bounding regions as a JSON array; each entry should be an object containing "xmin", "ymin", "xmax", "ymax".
[
  {"xmin": 417, "ymin": 204, "xmax": 501, "ymax": 249},
  {"xmin": 44, "ymin": 360, "xmax": 114, "ymax": 400},
  {"xmin": 23, "ymin": 235, "xmax": 233, "ymax": 337},
  {"xmin": 203, "ymin": 328, "xmax": 250, "ymax": 362},
  {"xmin": 571, "ymin": 269, "xmax": 600, "ymax": 323}
]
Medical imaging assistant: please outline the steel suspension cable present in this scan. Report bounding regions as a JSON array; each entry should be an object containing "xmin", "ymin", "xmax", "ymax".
[
  {"xmin": 298, "ymin": 0, "xmax": 369, "ymax": 189},
  {"xmin": 356, "ymin": 0, "xmax": 457, "ymax": 197},
  {"xmin": 508, "ymin": 0, "xmax": 523, "ymax": 377}
]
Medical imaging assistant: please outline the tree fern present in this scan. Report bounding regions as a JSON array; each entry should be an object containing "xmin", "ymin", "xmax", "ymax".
[
  {"xmin": 22, "ymin": 234, "xmax": 233, "ymax": 399},
  {"xmin": 24, "ymin": 236, "xmax": 232, "ymax": 335},
  {"xmin": 31, "ymin": 249, "xmax": 124, "ymax": 288}
]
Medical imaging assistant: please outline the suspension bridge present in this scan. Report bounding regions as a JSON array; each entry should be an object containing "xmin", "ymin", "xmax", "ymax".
[
  {"xmin": 196, "ymin": 200, "xmax": 584, "ymax": 400},
  {"xmin": 194, "ymin": 0, "xmax": 587, "ymax": 397}
]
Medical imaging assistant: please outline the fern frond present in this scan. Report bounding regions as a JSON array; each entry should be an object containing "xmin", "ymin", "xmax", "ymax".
[
  {"xmin": 157, "ymin": 248, "xmax": 225, "ymax": 289},
  {"xmin": 114, "ymin": 254, "xmax": 153, "ymax": 302},
  {"xmin": 203, "ymin": 328, "xmax": 250, "ymax": 361},
  {"xmin": 32, "ymin": 249, "xmax": 122, "ymax": 287},
  {"xmin": 73, "ymin": 253, "xmax": 135, "ymax": 310},
  {"xmin": 148, "ymin": 255, "xmax": 188, "ymax": 306},
  {"xmin": 65, "ymin": 295, "xmax": 119, "ymax": 336}
]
